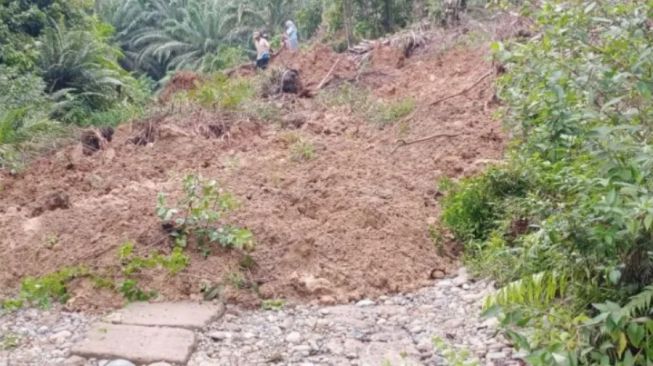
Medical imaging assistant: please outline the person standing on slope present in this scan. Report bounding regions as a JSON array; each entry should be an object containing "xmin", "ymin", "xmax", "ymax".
[
  {"xmin": 253, "ymin": 31, "xmax": 271, "ymax": 70},
  {"xmin": 284, "ymin": 20, "xmax": 299, "ymax": 51}
]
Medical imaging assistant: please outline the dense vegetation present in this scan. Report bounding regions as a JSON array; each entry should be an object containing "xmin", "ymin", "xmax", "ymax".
[{"xmin": 441, "ymin": 1, "xmax": 653, "ymax": 364}]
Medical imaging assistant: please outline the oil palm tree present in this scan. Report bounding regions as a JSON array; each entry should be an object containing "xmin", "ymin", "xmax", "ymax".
[{"xmin": 119, "ymin": 0, "xmax": 263, "ymax": 75}]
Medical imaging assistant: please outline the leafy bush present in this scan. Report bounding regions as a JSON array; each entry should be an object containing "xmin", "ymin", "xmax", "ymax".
[
  {"xmin": 296, "ymin": 0, "xmax": 323, "ymax": 39},
  {"xmin": 1, "ymin": 266, "xmax": 88, "ymax": 310},
  {"xmin": 202, "ymin": 46, "xmax": 249, "ymax": 73},
  {"xmin": 186, "ymin": 73, "xmax": 254, "ymax": 111},
  {"xmin": 118, "ymin": 279, "xmax": 157, "ymax": 302},
  {"xmin": 441, "ymin": 1, "xmax": 653, "ymax": 364},
  {"xmin": 157, "ymin": 174, "xmax": 255, "ymax": 257}
]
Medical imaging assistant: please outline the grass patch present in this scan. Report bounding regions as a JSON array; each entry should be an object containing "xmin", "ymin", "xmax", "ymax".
[
  {"xmin": 0, "ymin": 333, "xmax": 20, "ymax": 351},
  {"xmin": 290, "ymin": 139, "xmax": 316, "ymax": 162},
  {"xmin": 261, "ymin": 298, "xmax": 286, "ymax": 311},
  {"xmin": 371, "ymin": 97, "xmax": 415, "ymax": 127}
]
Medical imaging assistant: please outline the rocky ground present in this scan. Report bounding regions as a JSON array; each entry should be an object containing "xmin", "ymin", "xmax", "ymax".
[{"xmin": 0, "ymin": 269, "xmax": 523, "ymax": 366}]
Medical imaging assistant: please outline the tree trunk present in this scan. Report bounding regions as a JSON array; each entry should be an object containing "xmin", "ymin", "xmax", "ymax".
[
  {"xmin": 342, "ymin": 0, "xmax": 354, "ymax": 47},
  {"xmin": 383, "ymin": 0, "xmax": 393, "ymax": 32}
]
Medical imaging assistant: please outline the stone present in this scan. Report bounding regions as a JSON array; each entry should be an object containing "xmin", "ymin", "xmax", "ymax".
[
  {"xmin": 50, "ymin": 330, "xmax": 73, "ymax": 345},
  {"xmin": 71, "ymin": 323, "xmax": 196, "ymax": 364},
  {"xmin": 148, "ymin": 363, "xmax": 173, "ymax": 366},
  {"xmin": 285, "ymin": 332, "xmax": 302, "ymax": 344},
  {"xmin": 208, "ymin": 331, "xmax": 232, "ymax": 341},
  {"xmin": 63, "ymin": 355, "xmax": 87, "ymax": 366},
  {"xmin": 443, "ymin": 318, "xmax": 464, "ymax": 329},
  {"xmin": 452, "ymin": 274, "xmax": 468, "ymax": 287},
  {"xmin": 106, "ymin": 360, "xmax": 136, "ymax": 366},
  {"xmin": 486, "ymin": 351, "xmax": 507, "ymax": 360},
  {"xmin": 106, "ymin": 302, "xmax": 225, "ymax": 329},
  {"xmin": 356, "ymin": 299, "xmax": 375, "ymax": 307}
]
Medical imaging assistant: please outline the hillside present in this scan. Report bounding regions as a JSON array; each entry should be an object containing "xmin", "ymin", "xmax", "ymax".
[{"xmin": 0, "ymin": 28, "xmax": 505, "ymax": 312}]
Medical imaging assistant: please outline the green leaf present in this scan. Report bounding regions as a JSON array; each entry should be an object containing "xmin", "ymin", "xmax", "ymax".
[
  {"xmin": 626, "ymin": 323, "xmax": 645, "ymax": 348},
  {"xmin": 608, "ymin": 269, "xmax": 621, "ymax": 285},
  {"xmin": 644, "ymin": 214, "xmax": 653, "ymax": 231},
  {"xmin": 617, "ymin": 332, "xmax": 627, "ymax": 358}
]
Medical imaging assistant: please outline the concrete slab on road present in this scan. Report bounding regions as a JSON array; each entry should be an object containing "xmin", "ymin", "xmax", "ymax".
[
  {"xmin": 104, "ymin": 302, "xmax": 225, "ymax": 329},
  {"xmin": 71, "ymin": 323, "xmax": 196, "ymax": 364}
]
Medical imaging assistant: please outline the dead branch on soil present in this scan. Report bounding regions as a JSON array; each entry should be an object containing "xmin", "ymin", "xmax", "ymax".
[
  {"xmin": 430, "ymin": 70, "xmax": 493, "ymax": 106},
  {"xmin": 316, "ymin": 58, "xmax": 342, "ymax": 90},
  {"xmin": 391, "ymin": 133, "xmax": 463, "ymax": 154}
]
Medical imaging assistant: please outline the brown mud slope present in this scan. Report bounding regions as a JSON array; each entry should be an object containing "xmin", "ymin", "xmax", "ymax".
[{"xmin": 0, "ymin": 42, "xmax": 504, "ymax": 312}]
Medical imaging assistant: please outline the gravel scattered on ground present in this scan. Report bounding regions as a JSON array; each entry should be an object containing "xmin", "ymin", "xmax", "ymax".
[{"xmin": 0, "ymin": 269, "xmax": 523, "ymax": 366}]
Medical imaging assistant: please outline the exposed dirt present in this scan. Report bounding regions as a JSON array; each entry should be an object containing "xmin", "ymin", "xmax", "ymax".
[{"xmin": 0, "ymin": 32, "xmax": 504, "ymax": 312}]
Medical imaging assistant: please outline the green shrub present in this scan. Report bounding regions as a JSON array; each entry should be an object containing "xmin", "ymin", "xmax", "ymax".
[
  {"xmin": 1, "ymin": 266, "xmax": 88, "ymax": 310},
  {"xmin": 441, "ymin": 1, "xmax": 653, "ymax": 364},
  {"xmin": 118, "ymin": 279, "xmax": 156, "ymax": 302},
  {"xmin": 187, "ymin": 74, "xmax": 254, "ymax": 111},
  {"xmin": 157, "ymin": 174, "xmax": 255, "ymax": 257}
]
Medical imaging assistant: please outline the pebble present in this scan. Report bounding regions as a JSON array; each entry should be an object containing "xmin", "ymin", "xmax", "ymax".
[
  {"xmin": 355, "ymin": 299, "xmax": 375, "ymax": 307},
  {"xmin": 208, "ymin": 331, "xmax": 231, "ymax": 341},
  {"xmin": 285, "ymin": 331, "xmax": 302, "ymax": 344}
]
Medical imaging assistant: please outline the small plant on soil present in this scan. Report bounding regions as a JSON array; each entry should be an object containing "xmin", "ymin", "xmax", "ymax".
[
  {"xmin": 157, "ymin": 174, "xmax": 255, "ymax": 257},
  {"xmin": 1, "ymin": 266, "xmax": 88, "ymax": 310},
  {"xmin": 118, "ymin": 279, "xmax": 157, "ymax": 302},
  {"xmin": 261, "ymin": 298, "xmax": 285, "ymax": 311},
  {"xmin": 0, "ymin": 333, "xmax": 20, "ymax": 350},
  {"xmin": 317, "ymin": 82, "xmax": 371, "ymax": 114},
  {"xmin": 371, "ymin": 97, "xmax": 415, "ymax": 127},
  {"xmin": 432, "ymin": 337, "xmax": 480, "ymax": 366},
  {"xmin": 225, "ymin": 271, "xmax": 247, "ymax": 289},
  {"xmin": 118, "ymin": 242, "xmax": 190, "ymax": 275},
  {"xmin": 290, "ymin": 139, "xmax": 316, "ymax": 162}
]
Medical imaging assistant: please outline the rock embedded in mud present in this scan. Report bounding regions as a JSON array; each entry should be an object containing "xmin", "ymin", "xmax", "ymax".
[
  {"xmin": 355, "ymin": 299, "xmax": 375, "ymax": 307},
  {"xmin": 44, "ymin": 192, "xmax": 70, "ymax": 211}
]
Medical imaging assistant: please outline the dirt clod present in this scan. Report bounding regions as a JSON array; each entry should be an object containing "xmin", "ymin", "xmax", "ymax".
[{"xmin": 81, "ymin": 128, "xmax": 113, "ymax": 156}]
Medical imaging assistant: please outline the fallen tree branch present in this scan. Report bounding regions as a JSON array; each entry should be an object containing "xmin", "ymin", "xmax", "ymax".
[
  {"xmin": 316, "ymin": 58, "xmax": 342, "ymax": 90},
  {"xmin": 391, "ymin": 133, "xmax": 462, "ymax": 154},
  {"xmin": 430, "ymin": 70, "xmax": 493, "ymax": 106}
]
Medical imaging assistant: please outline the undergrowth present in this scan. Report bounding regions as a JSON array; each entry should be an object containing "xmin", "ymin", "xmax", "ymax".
[
  {"xmin": 182, "ymin": 73, "xmax": 254, "ymax": 111},
  {"xmin": 440, "ymin": 1, "xmax": 653, "ymax": 365}
]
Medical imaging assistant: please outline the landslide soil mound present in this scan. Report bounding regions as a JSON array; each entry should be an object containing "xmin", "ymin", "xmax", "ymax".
[{"xmin": 0, "ymin": 36, "xmax": 504, "ymax": 312}]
